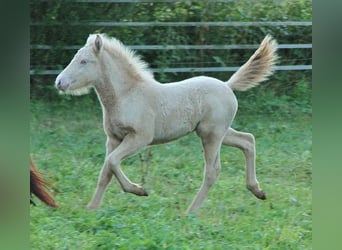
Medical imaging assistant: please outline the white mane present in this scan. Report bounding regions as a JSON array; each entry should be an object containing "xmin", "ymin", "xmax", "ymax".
[{"xmin": 86, "ymin": 34, "xmax": 154, "ymax": 81}]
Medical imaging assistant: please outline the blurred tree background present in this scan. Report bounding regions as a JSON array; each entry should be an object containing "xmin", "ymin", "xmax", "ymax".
[{"xmin": 30, "ymin": 0, "xmax": 311, "ymax": 103}]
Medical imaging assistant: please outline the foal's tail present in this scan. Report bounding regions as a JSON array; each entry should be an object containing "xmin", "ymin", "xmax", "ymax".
[
  {"xmin": 227, "ymin": 35, "xmax": 278, "ymax": 91},
  {"xmin": 30, "ymin": 157, "xmax": 57, "ymax": 207}
]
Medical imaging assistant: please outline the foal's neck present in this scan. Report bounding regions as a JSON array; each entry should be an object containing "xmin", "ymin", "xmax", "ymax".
[
  {"xmin": 94, "ymin": 76, "xmax": 118, "ymax": 112},
  {"xmin": 94, "ymin": 51, "xmax": 154, "ymax": 112},
  {"xmin": 94, "ymin": 72, "xmax": 140, "ymax": 111}
]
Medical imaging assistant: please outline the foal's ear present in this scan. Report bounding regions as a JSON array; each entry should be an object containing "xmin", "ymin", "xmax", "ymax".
[{"xmin": 94, "ymin": 34, "xmax": 103, "ymax": 52}]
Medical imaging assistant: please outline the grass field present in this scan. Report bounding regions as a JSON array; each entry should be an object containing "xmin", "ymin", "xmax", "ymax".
[{"xmin": 30, "ymin": 90, "xmax": 312, "ymax": 249}]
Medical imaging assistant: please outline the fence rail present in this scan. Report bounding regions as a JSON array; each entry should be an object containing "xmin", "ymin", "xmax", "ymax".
[
  {"xmin": 32, "ymin": 21, "xmax": 312, "ymax": 27},
  {"xmin": 31, "ymin": 44, "xmax": 312, "ymax": 50},
  {"xmin": 30, "ymin": 65, "xmax": 312, "ymax": 76}
]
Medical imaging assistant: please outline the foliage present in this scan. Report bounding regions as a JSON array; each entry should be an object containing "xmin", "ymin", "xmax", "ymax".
[
  {"xmin": 30, "ymin": 0, "xmax": 312, "ymax": 98},
  {"xmin": 30, "ymin": 94, "xmax": 311, "ymax": 249}
]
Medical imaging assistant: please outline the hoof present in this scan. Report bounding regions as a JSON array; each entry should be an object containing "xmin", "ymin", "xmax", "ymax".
[
  {"xmin": 255, "ymin": 190, "xmax": 266, "ymax": 200},
  {"xmin": 247, "ymin": 184, "xmax": 266, "ymax": 200},
  {"xmin": 132, "ymin": 187, "xmax": 148, "ymax": 196},
  {"xmin": 87, "ymin": 204, "xmax": 99, "ymax": 210},
  {"xmin": 140, "ymin": 189, "xmax": 149, "ymax": 196}
]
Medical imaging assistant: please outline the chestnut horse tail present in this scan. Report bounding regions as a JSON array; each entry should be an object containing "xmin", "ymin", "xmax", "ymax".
[{"xmin": 30, "ymin": 158, "xmax": 57, "ymax": 207}]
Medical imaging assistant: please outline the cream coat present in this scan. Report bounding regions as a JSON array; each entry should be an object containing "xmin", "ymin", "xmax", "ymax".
[{"xmin": 55, "ymin": 34, "xmax": 277, "ymax": 214}]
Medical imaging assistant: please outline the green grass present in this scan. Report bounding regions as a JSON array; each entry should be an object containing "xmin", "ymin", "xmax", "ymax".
[{"xmin": 30, "ymin": 92, "xmax": 311, "ymax": 249}]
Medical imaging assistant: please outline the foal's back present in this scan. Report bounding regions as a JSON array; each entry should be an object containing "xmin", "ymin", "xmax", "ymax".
[{"xmin": 150, "ymin": 76, "xmax": 237, "ymax": 144}]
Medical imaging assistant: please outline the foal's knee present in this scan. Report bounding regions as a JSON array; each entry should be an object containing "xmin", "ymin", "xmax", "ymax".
[
  {"xmin": 242, "ymin": 133, "xmax": 255, "ymax": 154},
  {"xmin": 244, "ymin": 132, "xmax": 255, "ymax": 145}
]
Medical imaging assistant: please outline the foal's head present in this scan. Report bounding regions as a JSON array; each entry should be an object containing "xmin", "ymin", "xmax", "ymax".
[{"xmin": 55, "ymin": 34, "xmax": 104, "ymax": 95}]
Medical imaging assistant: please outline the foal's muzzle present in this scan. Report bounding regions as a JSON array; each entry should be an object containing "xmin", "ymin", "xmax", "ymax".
[{"xmin": 55, "ymin": 77, "xmax": 70, "ymax": 92}]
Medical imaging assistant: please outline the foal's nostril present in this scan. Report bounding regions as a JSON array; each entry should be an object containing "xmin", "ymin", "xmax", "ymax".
[{"xmin": 56, "ymin": 79, "xmax": 61, "ymax": 89}]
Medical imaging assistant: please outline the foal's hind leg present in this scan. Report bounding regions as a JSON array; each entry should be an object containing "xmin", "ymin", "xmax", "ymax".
[
  {"xmin": 88, "ymin": 137, "xmax": 119, "ymax": 210},
  {"xmin": 186, "ymin": 132, "xmax": 223, "ymax": 214},
  {"xmin": 223, "ymin": 128, "xmax": 266, "ymax": 200}
]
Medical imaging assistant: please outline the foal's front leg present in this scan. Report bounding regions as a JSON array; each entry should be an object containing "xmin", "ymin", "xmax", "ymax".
[
  {"xmin": 88, "ymin": 137, "xmax": 120, "ymax": 210},
  {"xmin": 222, "ymin": 128, "xmax": 266, "ymax": 200},
  {"xmin": 106, "ymin": 132, "xmax": 151, "ymax": 196}
]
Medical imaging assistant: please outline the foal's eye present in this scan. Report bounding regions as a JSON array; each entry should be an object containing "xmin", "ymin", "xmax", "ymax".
[{"xmin": 80, "ymin": 60, "xmax": 87, "ymax": 65}]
